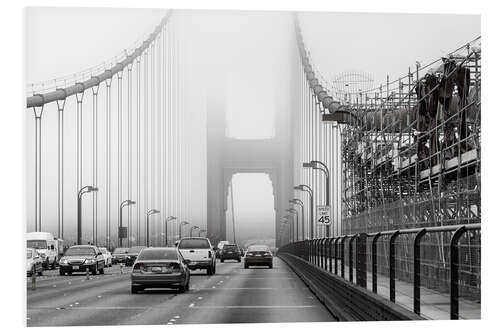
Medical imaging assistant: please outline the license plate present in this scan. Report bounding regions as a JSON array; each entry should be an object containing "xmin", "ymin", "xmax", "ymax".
[
  {"xmin": 72, "ymin": 266, "xmax": 79, "ymax": 270},
  {"xmin": 151, "ymin": 267, "xmax": 162, "ymax": 273},
  {"xmin": 163, "ymin": 267, "xmax": 173, "ymax": 273}
]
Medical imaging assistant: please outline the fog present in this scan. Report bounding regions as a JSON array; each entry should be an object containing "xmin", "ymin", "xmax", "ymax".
[{"xmin": 25, "ymin": 7, "xmax": 479, "ymax": 246}]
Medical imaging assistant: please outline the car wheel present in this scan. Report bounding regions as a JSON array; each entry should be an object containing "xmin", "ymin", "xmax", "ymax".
[
  {"xmin": 67, "ymin": 271, "xmax": 72, "ymax": 275},
  {"xmin": 38, "ymin": 268, "xmax": 43, "ymax": 276},
  {"xmin": 131, "ymin": 286, "xmax": 140, "ymax": 294},
  {"xmin": 59, "ymin": 270, "xmax": 64, "ymax": 276},
  {"xmin": 51, "ymin": 260, "xmax": 56, "ymax": 270},
  {"xmin": 269, "ymin": 264, "xmax": 273, "ymax": 269},
  {"xmin": 206, "ymin": 267, "xmax": 211, "ymax": 275},
  {"xmin": 244, "ymin": 264, "xmax": 249, "ymax": 269},
  {"xmin": 99, "ymin": 266, "xmax": 105, "ymax": 274},
  {"xmin": 92, "ymin": 265, "xmax": 98, "ymax": 275},
  {"xmin": 237, "ymin": 259, "xmax": 241, "ymax": 263},
  {"xmin": 220, "ymin": 259, "xmax": 224, "ymax": 263},
  {"xmin": 213, "ymin": 265, "xmax": 216, "ymax": 275}
]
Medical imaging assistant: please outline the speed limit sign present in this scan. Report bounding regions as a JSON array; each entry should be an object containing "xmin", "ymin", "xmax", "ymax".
[{"xmin": 316, "ymin": 205, "xmax": 331, "ymax": 225}]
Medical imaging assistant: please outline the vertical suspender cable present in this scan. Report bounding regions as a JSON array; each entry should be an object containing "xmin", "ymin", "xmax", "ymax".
[
  {"xmin": 105, "ymin": 76, "xmax": 112, "ymax": 249},
  {"xmin": 56, "ymin": 97, "xmax": 66, "ymax": 238},
  {"xmin": 33, "ymin": 105, "xmax": 44, "ymax": 232},
  {"xmin": 151, "ymin": 41, "xmax": 156, "ymax": 245},
  {"xmin": 127, "ymin": 63, "xmax": 133, "ymax": 247},
  {"xmin": 91, "ymin": 83, "xmax": 99, "ymax": 245},
  {"xmin": 144, "ymin": 48, "xmax": 149, "ymax": 246},
  {"xmin": 76, "ymin": 86, "xmax": 84, "ymax": 239},
  {"xmin": 136, "ymin": 56, "xmax": 141, "ymax": 245},
  {"xmin": 117, "ymin": 70, "xmax": 123, "ymax": 246}
]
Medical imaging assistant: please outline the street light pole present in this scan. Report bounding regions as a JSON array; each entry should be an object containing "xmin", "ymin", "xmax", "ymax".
[
  {"xmin": 119, "ymin": 200, "xmax": 136, "ymax": 247},
  {"xmin": 189, "ymin": 226, "xmax": 200, "ymax": 237},
  {"xmin": 165, "ymin": 216, "xmax": 176, "ymax": 246},
  {"xmin": 289, "ymin": 199, "xmax": 305, "ymax": 241},
  {"xmin": 294, "ymin": 184, "xmax": 314, "ymax": 239},
  {"xmin": 303, "ymin": 161, "xmax": 331, "ymax": 237},
  {"xmin": 286, "ymin": 208, "xmax": 299, "ymax": 242},
  {"xmin": 179, "ymin": 221, "xmax": 189, "ymax": 240},
  {"xmin": 77, "ymin": 186, "xmax": 98, "ymax": 245},
  {"xmin": 146, "ymin": 209, "xmax": 160, "ymax": 247},
  {"xmin": 198, "ymin": 229, "xmax": 206, "ymax": 237}
]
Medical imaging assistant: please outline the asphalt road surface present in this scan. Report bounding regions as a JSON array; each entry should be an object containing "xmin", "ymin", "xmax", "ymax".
[{"xmin": 27, "ymin": 257, "xmax": 336, "ymax": 326}]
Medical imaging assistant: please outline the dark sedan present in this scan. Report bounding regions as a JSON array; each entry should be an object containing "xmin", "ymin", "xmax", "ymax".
[
  {"xmin": 112, "ymin": 247, "xmax": 130, "ymax": 264},
  {"xmin": 59, "ymin": 245, "xmax": 105, "ymax": 275},
  {"xmin": 125, "ymin": 246, "xmax": 146, "ymax": 266},
  {"xmin": 244, "ymin": 245, "xmax": 273, "ymax": 269},
  {"xmin": 130, "ymin": 247, "xmax": 190, "ymax": 294},
  {"xmin": 220, "ymin": 244, "xmax": 241, "ymax": 262}
]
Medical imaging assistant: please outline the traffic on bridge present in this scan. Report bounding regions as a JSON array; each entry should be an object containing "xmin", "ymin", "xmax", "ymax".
[{"xmin": 23, "ymin": 7, "xmax": 481, "ymax": 327}]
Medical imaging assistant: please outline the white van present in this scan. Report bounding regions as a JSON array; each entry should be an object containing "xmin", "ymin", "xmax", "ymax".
[{"xmin": 26, "ymin": 232, "xmax": 61, "ymax": 269}]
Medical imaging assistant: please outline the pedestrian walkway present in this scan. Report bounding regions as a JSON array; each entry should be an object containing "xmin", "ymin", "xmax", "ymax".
[{"xmin": 314, "ymin": 258, "xmax": 480, "ymax": 320}]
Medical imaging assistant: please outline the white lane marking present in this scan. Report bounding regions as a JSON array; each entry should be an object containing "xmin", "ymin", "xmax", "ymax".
[
  {"xmin": 167, "ymin": 322, "xmax": 173, "ymax": 325},
  {"xmin": 189, "ymin": 305, "xmax": 317, "ymax": 309},
  {"xmin": 194, "ymin": 287, "xmax": 296, "ymax": 290},
  {"xmin": 97, "ymin": 295, "xmax": 102, "ymax": 298},
  {"xmin": 74, "ymin": 302, "xmax": 79, "ymax": 305},
  {"xmin": 189, "ymin": 303, "xmax": 195, "ymax": 308},
  {"xmin": 197, "ymin": 296, "xmax": 203, "ymax": 300},
  {"xmin": 174, "ymin": 315, "xmax": 180, "ymax": 319},
  {"xmin": 169, "ymin": 319, "xmax": 176, "ymax": 322}
]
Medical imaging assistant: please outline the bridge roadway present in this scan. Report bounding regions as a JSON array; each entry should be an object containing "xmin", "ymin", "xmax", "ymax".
[{"xmin": 27, "ymin": 258, "xmax": 336, "ymax": 326}]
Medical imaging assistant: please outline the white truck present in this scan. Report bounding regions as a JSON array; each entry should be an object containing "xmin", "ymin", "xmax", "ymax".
[
  {"xmin": 177, "ymin": 237, "xmax": 216, "ymax": 275},
  {"xmin": 26, "ymin": 232, "xmax": 63, "ymax": 270}
]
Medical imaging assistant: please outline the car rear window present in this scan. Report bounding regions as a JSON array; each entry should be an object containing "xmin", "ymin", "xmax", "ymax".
[
  {"xmin": 247, "ymin": 246, "xmax": 269, "ymax": 252},
  {"xmin": 178, "ymin": 238, "xmax": 210, "ymax": 249},
  {"xmin": 128, "ymin": 246, "xmax": 145, "ymax": 253},
  {"xmin": 138, "ymin": 249, "xmax": 179, "ymax": 260},
  {"xmin": 223, "ymin": 245, "xmax": 237, "ymax": 250},
  {"xmin": 65, "ymin": 247, "xmax": 96, "ymax": 256},
  {"xmin": 113, "ymin": 248, "xmax": 128, "ymax": 254}
]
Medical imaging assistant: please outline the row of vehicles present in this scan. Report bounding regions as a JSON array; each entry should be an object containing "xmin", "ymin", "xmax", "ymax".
[
  {"xmin": 26, "ymin": 232, "xmax": 115, "ymax": 276},
  {"xmin": 26, "ymin": 233, "xmax": 274, "ymax": 294}
]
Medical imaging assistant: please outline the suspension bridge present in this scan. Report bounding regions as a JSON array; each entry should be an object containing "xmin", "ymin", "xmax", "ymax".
[{"xmin": 26, "ymin": 10, "xmax": 480, "ymax": 324}]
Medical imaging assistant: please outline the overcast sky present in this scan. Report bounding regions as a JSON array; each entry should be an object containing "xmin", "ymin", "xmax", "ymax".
[{"xmin": 25, "ymin": 7, "xmax": 480, "ymax": 245}]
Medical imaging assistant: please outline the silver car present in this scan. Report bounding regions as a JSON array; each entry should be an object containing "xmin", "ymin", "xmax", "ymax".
[{"xmin": 130, "ymin": 247, "xmax": 191, "ymax": 294}]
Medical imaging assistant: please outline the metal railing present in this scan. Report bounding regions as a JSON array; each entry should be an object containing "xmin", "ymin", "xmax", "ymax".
[{"xmin": 277, "ymin": 223, "xmax": 480, "ymax": 319}]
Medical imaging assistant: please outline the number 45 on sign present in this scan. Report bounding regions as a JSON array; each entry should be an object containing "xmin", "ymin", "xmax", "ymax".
[{"xmin": 316, "ymin": 205, "xmax": 331, "ymax": 225}]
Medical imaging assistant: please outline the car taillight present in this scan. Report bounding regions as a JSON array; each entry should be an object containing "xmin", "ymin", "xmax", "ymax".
[
  {"xmin": 208, "ymin": 250, "xmax": 212, "ymax": 258},
  {"xmin": 171, "ymin": 263, "xmax": 181, "ymax": 272},
  {"xmin": 266, "ymin": 252, "xmax": 273, "ymax": 257},
  {"xmin": 133, "ymin": 263, "xmax": 143, "ymax": 272},
  {"xmin": 246, "ymin": 252, "xmax": 253, "ymax": 256}
]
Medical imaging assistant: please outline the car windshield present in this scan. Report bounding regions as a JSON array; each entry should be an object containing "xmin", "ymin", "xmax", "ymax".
[
  {"xmin": 223, "ymin": 245, "xmax": 238, "ymax": 250},
  {"xmin": 178, "ymin": 238, "xmax": 210, "ymax": 249},
  {"xmin": 128, "ymin": 246, "xmax": 145, "ymax": 253},
  {"xmin": 27, "ymin": 240, "xmax": 47, "ymax": 249},
  {"xmin": 65, "ymin": 247, "xmax": 96, "ymax": 256},
  {"xmin": 247, "ymin": 246, "xmax": 270, "ymax": 252},
  {"xmin": 138, "ymin": 249, "xmax": 179, "ymax": 260},
  {"xmin": 113, "ymin": 248, "xmax": 128, "ymax": 254},
  {"xmin": 27, "ymin": 250, "xmax": 33, "ymax": 259},
  {"xmin": 99, "ymin": 248, "xmax": 107, "ymax": 254}
]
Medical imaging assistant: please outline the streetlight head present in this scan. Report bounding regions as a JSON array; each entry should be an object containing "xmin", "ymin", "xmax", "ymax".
[
  {"xmin": 302, "ymin": 162, "xmax": 313, "ymax": 168},
  {"xmin": 129, "ymin": 200, "xmax": 136, "ymax": 205},
  {"xmin": 293, "ymin": 185, "xmax": 303, "ymax": 190},
  {"xmin": 167, "ymin": 216, "xmax": 177, "ymax": 221},
  {"xmin": 153, "ymin": 209, "xmax": 160, "ymax": 214},
  {"xmin": 90, "ymin": 186, "xmax": 99, "ymax": 192}
]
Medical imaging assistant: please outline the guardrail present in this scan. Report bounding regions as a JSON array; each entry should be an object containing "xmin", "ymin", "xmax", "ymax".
[{"xmin": 277, "ymin": 223, "xmax": 480, "ymax": 320}]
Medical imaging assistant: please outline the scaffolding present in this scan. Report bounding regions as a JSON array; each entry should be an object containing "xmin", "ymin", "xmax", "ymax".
[{"xmin": 337, "ymin": 39, "xmax": 481, "ymax": 301}]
